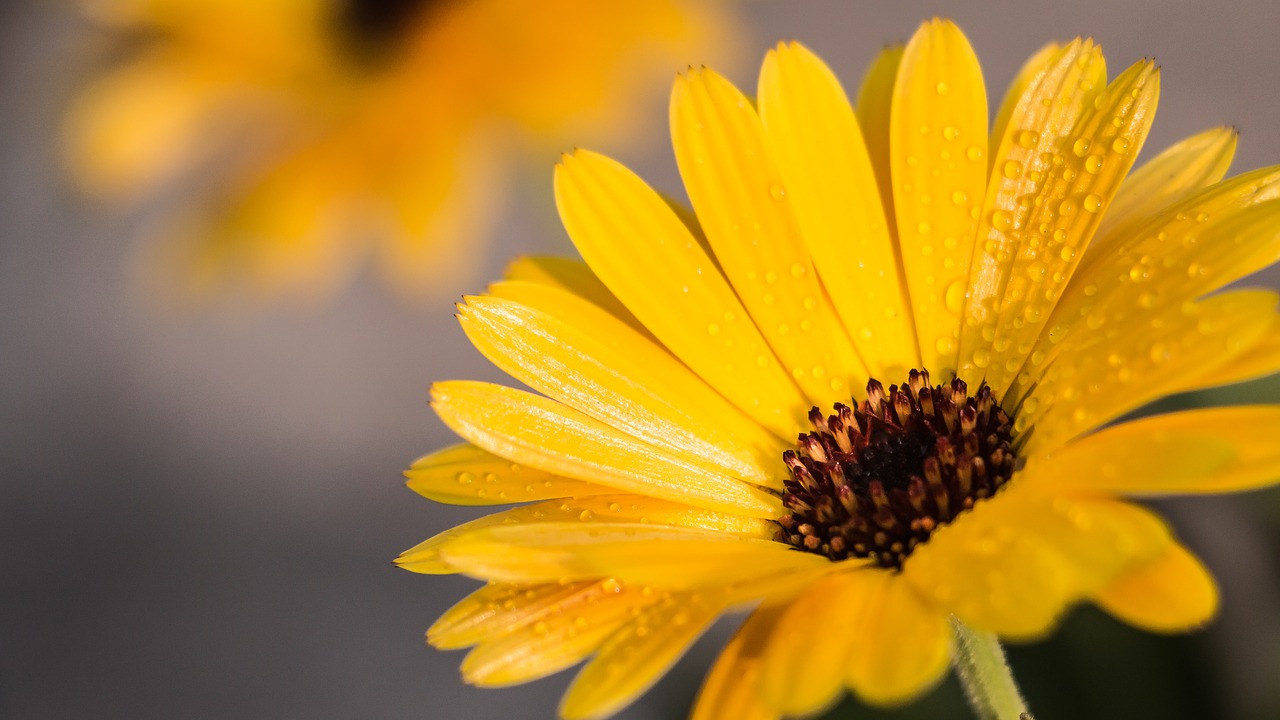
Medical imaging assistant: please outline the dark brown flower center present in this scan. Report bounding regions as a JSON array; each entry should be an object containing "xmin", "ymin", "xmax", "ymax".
[
  {"xmin": 337, "ymin": 0, "xmax": 450, "ymax": 61},
  {"xmin": 777, "ymin": 369, "xmax": 1017, "ymax": 569}
]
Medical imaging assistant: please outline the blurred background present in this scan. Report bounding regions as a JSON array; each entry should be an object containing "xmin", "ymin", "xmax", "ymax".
[{"xmin": 4, "ymin": 1, "xmax": 1280, "ymax": 718}]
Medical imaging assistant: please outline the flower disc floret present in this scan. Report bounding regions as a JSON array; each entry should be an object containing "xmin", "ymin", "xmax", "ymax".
[{"xmin": 780, "ymin": 369, "xmax": 1017, "ymax": 568}]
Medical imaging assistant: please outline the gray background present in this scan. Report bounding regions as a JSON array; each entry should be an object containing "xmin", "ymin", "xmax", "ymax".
[{"xmin": 4, "ymin": 1, "xmax": 1280, "ymax": 719}]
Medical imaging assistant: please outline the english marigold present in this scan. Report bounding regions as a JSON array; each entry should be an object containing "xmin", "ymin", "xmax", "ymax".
[
  {"xmin": 398, "ymin": 18, "xmax": 1280, "ymax": 719},
  {"xmin": 65, "ymin": 0, "xmax": 738, "ymax": 301}
]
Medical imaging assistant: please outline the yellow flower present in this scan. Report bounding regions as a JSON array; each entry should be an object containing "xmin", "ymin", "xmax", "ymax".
[
  {"xmin": 398, "ymin": 18, "xmax": 1280, "ymax": 720},
  {"xmin": 65, "ymin": 0, "xmax": 738, "ymax": 301}
]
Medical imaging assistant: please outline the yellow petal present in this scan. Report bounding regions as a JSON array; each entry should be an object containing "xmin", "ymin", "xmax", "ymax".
[
  {"xmin": 502, "ymin": 255, "xmax": 647, "ymax": 334},
  {"xmin": 458, "ymin": 293, "xmax": 784, "ymax": 486},
  {"xmin": 1093, "ymin": 542, "xmax": 1219, "ymax": 632},
  {"xmin": 890, "ymin": 18, "xmax": 988, "ymax": 376},
  {"xmin": 63, "ymin": 52, "xmax": 219, "ymax": 197},
  {"xmin": 856, "ymin": 45, "xmax": 904, "ymax": 243},
  {"xmin": 844, "ymin": 571, "xmax": 952, "ymax": 705},
  {"xmin": 758, "ymin": 41, "xmax": 918, "ymax": 376},
  {"xmin": 904, "ymin": 485, "xmax": 1168, "ymax": 639},
  {"xmin": 1023, "ymin": 405, "xmax": 1280, "ymax": 496},
  {"xmin": 671, "ymin": 67, "xmax": 869, "ymax": 402},
  {"xmin": 1091, "ymin": 126, "xmax": 1238, "ymax": 258},
  {"xmin": 962, "ymin": 53, "xmax": 1156, "ymax": 396},
  {"xmin": 405, "ymin": 443, "xmax": 613, "ymax": 506},
  {"xmin": 957, "ymin": 38, "xmax": 1107, "ymax": 389},
  {"xmin": 990, "ymin": 42, "xmax": 1064, "ymax": 162},
  {"xmin": 555, "ymin": 150, "xmax": 807, "ymax": 439},
  {"xmin": 759, "ymin": 571, "xmax": 869, "ymax": 716},
  {"xmin": 397, "ymin": 510, "xmax": 522, "ymax": 576},
  {"xmin": 1031, "ymin": 166, "xmax": 1280, "ymax": 380},
  {"xmin": 438, "ymin": 522, "xmax": 823, "ymax": 588},
  {"xmin": 429, "ymin": 580, "xmax": 604, "ymax": 650},
  {"xmin": 397, "ymin": 493, "xmax": 777, "ymax": 575},
  {"xmin": 430, "ymin": 381, "xmax": 779, "ymax": 517},
  {"xmin": 1016, "ymin": 290, "xmax": 1275, "ymax": 454},
  {"xmin": 691, "ymin": 604, "xmax": 786, "ymax": 720},
  {"xmin": 1184, "ymin": 319, "xmax": 1280, "ymax": 390},
  {"xmin": 560, "ymin": 591, "xmax": 729, "ymax": 720},
  {"xmin": 721, "ymin": 560, "xmax": 853, "ymax": 609},
  {"xmin": 460, "ymin": 585, "xmax": 657, "ymax": 687}
]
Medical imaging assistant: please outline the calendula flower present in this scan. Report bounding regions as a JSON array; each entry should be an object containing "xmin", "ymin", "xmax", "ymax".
[
  {"xmin": 398, "ymin": 18, "xmax": 1280, "ymax": 720},
  {"xmin": 65, "ymin": 0, "xmax": 738, "ymax": 300}
]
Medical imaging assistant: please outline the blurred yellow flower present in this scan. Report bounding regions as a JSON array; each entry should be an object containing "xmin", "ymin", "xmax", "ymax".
[
  {"xmin": 398, "ymin": 18, "xmax": 1280, "ymax": 720},
  {"xmin": 65, "ymin": 0, "xmax": 739, "ymax": 301}
]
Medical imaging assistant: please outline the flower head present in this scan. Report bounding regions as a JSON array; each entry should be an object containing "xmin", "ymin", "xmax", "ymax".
[
  {"xmin": 399, "ymin": 18, "xmax": 1280, "ymax": 719},
  {"xmin": 65, "ymin": 0, "xmax": 738, "ymax": 301}
]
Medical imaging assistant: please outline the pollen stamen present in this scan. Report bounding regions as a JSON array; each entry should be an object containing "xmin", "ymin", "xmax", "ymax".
[{"xmin": 778, "ymin": 369, "xmax": 1017, "ymax": 569}]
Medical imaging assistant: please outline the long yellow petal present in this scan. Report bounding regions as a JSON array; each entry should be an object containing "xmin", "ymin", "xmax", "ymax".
[
  {"xmin": 438, "ymin": 522, "xmax": 825, "ymax": 587},
  {"xmin": 1022, "ymin": 405, "xmax": 1280, "ymax": 496},
  {"xmin": 844, "ymin": 571, "xmax": 952, "ymax": 705},
  {"xmin": 1016, "ymin": 290, "xmax": 1275, "ymax": 454},
  {"xmin": 555, "ymin": 150, "xmax": 808, "ymax": 439},
  {"xmin": 430, "ymin": 381, "xmax": 779, "ymax": 517},
  {"xmin": 1090, "ymin": 126, "xmax": 1238, "ymax": 260},
  {"xmin": 856, "ymin": 44, "xmax": 904, "ymax": 229},
  {"xmin": 1093, "ymin": 543, "xmax": 1219, "ymax": 632},
  {"xmin": 502, "ymin": 255, "xmax": 648, "ymax": 334},
  {"xmin": 460, "ymin": 586, "xmax": 658, "ymax": 687},
  {"xmin": 397, "ymin": 509, "xmax": 531, "ymax": 576},
  {"xmin": 671, "ymin": 67, "xmax": 869, "ymax": 402},
  {"xmin": 758, "ymin": 41, "xmax": 918, "ymax": 376},
  {"xmin": 405, "ymin": 443, "xmax": 614, "ymax": 506},
  {"xmin": 961, "ymin": 54, "xmax": 1157, "ymax": 396},
  {"xmin": 459, "ymin": 294, "xmax": 784, "ymax": 485},
  {"xmin": 904, "ymin": 485, "xmax": 1169, "ymax": 639},
  {"xmin": 691, "ymin": 604, "xmax": 786, "ymax": 720},
  {"xmin": 759, "ymin": 571, "xmax": 869, "ymax": 716},
  {"xmin": 397, "ymin": 493, "xmax": 776, "ymax": 575},
  {"xmin": 989, "ymin": 42, "xmax": 1065, "ymax": 163},
  {"xmin": 64, "ymin": 52, "xmax": 221, "ymax": 197},
  {"xmin": 560, "ymin": 591, "xmax": 728, "ymax": 720},
  {"xmin": 429, "ymin": 580, "xmax": 606, "ymax": 650},
  {"xmin": 890, "ymin": 18, "xmax": 988, "ymax": 376},
  {"xmin": 957, "ymin": 38, "xmax": 1107, "ymax": 390},
  {"xmin": 1183, "ymin": 319, "xmax": 1280, "ymax": 390},
  {"xmin": 1028, "ymin": 167, "xmax": 1280, "ymax": 382}
]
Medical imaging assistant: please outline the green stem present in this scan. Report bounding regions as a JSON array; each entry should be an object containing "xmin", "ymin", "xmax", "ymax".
[{"xmin": 950, "ymin": 617, "xmax": 1033, "ymax": 720}]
